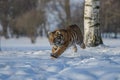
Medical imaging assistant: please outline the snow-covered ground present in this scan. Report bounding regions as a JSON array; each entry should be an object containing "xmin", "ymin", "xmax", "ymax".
[{"xmin": 0, "ymin": 37, "xmax": 120, "ymax": 80}]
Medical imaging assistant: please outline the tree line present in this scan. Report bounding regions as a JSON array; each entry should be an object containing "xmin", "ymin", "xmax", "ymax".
[
  {"xmin": 0, "ymin": 0, "xmax": 120, "ymax": 43},
  {"xmin": 100, "ymin": 0, "xmax": 120, "ymax": 38}
]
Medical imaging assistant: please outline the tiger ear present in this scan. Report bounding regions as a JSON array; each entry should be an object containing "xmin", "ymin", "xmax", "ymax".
[
  {"xmin": 56, "ymin": 31, "xmax": 61, "ymax": 34},
  {"xmin": 48, "ymin": 31, "xmax": 55, "ymax": 36},
  {"xmin": 48, "ymin": 31, "xmax": 51, "ymax": 35}
]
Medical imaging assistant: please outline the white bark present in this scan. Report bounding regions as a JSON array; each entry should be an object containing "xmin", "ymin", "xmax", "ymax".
[{"xmin": 84, "ymin": 0, "xmax": 103, "ymax": 47}]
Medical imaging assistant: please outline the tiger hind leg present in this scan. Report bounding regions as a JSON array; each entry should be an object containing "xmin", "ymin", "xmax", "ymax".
[
  {"xmin": 72, "ymin": 45, "xmax": 77, "ymax": 52},
  {"xmin": 80, "ymin": 43, "xmax": 86, "ymax": 49}
]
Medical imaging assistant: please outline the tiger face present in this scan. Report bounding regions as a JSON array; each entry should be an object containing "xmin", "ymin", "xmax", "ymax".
[{"xmin": 48, "ymin": 30, "xmax": 67, "ymax": 46}]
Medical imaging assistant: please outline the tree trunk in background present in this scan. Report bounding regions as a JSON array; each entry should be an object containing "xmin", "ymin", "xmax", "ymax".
[
  {"xmin": 1, "ymin": 19, "xmax": 9, "ymax": 39},
  {"xmin": 65, "ymin": 0, "xmax": 71, "ymax": 26},
  {"xmin": 84, "ymin": 0, "xmax": 103, "ymax": 47}
]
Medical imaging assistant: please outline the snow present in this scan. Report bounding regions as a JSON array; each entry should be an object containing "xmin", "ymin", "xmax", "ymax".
[
  {"xmin": 1, "ymin": 37, "xmax": 51, "ymax": 51},
  {"xmin": 0, "ymin": 37, "xmax": 120, "ymax": 80}
]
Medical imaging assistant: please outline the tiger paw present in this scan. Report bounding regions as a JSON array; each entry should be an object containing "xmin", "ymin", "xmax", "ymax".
[
  {"xmin": 80, "ymin": 43, "xmax": 86, "ymax": 49},
  {"xmin": 50, "ymin": 53, "xmax": 58, "ymax": 58}
]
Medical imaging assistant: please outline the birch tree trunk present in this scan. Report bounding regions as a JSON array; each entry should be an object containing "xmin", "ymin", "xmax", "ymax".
[
  {"xmin": 65, "ymin": 0, "xmax": 71, "ymax": 26},
  {"xmin": 84, "ymin": 0, "xmax": 103, "ymax": 47}
]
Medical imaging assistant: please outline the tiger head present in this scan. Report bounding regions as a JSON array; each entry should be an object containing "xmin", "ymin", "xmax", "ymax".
[{"xmin": 48, "ymin": 29, "xmax": 68, "ymax": 46}]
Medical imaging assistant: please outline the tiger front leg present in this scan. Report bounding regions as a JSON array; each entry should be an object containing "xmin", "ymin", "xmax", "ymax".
[
  {"xmin": 52, "ymin": 46, "xmax": 58, "ymax": 54},
  {"xmin": 51, "ymin": 46, "xmax": 67, "ymax": 58}
]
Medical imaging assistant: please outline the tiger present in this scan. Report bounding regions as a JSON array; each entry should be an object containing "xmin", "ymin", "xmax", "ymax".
[{"xmin": 48, "ymin": 24, "xmax": 86, "ymax": 58}]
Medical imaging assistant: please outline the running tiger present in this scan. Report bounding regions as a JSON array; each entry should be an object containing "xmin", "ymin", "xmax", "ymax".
[{"xmin": 48, "ymin": 24, "xmax": 86, "ymax": 58}]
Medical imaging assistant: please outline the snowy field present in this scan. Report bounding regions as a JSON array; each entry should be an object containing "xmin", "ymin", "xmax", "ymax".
[{"xmin": 0, "ymin": 37, "xmax": 120, "ymax": 80}]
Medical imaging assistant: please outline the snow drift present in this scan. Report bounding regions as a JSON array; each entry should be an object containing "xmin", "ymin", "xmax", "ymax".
[{"xmin": 0, "ymin": 37, "xmax": 120, "ymax": 80}]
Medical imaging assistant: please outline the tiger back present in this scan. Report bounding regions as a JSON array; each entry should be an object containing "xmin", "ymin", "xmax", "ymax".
[{"xmin": 66, "ymin": 24, "xmax": 84, "ymax": 47}]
